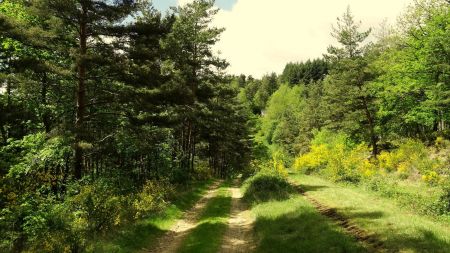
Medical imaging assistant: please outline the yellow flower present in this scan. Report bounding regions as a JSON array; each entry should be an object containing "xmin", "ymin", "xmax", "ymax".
[{"xmin": 397, "ymin": 162, "xmax": 409, "ymax": 173}]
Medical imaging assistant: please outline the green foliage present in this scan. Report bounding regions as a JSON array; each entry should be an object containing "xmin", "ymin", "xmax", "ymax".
[
  {"xmin": 363, "ymin": 176, "xmax": 450, "ymax": 216},
  {"xmin": 242, "ymin": 169, "xmax": 293, "ymax": 204},
  {"xmin": 1, "ymin": 0, "xmax": 449, "ymax": 250},
  {"xmin": 294, "ymin": 130, "xmax": 450, "ymax": 216},
  {"xmin": 133, "ymin": 179, "xmax": 175, "ymax": 219},
  {"xmin": 281, "ymin": 58, "xmax": 328, "ymax": 85},
  {"xmin": 258, "ymin": 84, "xmax": 305, "ymax": 159},
  {"xmin": 0, "ymin": 176, "xmax": 179, "ymax": 252},
  {"xmin": 1, "ymin": 0, "xmax": 253, "ymax": 250},
  {"xmin": 371, "ymin": 0, "xmax": 450, "ymax": 141}
]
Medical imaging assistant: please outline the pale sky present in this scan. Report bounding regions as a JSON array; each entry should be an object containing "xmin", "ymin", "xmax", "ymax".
[{"xmin": 158, "ymin": 0, "xmax": 413, "ymax": 77}]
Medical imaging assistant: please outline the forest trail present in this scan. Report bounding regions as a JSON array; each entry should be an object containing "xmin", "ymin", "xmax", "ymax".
[
  {"xmin": 219, "ymin": 180, "xmax": 256, "ymax": 253},
  {"xmin": 143, "ymin": 180, "xmax": 222, "ymax": 253}
]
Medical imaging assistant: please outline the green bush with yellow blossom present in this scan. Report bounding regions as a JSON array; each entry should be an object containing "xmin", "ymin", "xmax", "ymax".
[{"xmin": 293, "ymin": 130, "xmax": 449, "ymax": 216}]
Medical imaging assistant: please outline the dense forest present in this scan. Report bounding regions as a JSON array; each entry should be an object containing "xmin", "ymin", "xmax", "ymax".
[{"xmin": 0, "ymin": 0, "xmax": 449, "ymax": 252}]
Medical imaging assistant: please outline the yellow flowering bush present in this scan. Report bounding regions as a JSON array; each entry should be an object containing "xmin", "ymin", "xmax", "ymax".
[
  {"xmin": 273, "ymin": 159, "xmax": 288, "ymax": 178},
  {"xmin": 293, "ymin": 144, "xmax": 328, "ymax": 173},
  {"xmin": 133, "ymin": 179, "xmax": 175, "ymax": 218},
  {"xmin": 294, "ymin": 130, "xmax": 375, "ymax": 182},
  {"xmin": 421, "ymin": 171, "xmax": 441, "ymax": 186},
  {"xmin": 360, "ymin": 159, "xmax": 377, "ymax": 178},
  {"xmin": 377, "ymin": 151, "xmax": 396, "ymax": 172},
  {"xmin": 375, "ymin": 139, "xmax": 443, "ymax": 180},
  {"xmin": 294, "ymin": 131, "xmax": 448, "ymax": 188}
]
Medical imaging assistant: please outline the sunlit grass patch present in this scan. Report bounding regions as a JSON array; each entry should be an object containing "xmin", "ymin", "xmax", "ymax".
[
  {"xmin": 252, "ymin": 196, "xmax": 366, "ymax": 253},
  {"xmin": 290, "ymin": 174, "xmax": 450, "ymax": 252},
  {"xmin": 177, "ymin": 185, "xmax": 232, "ymax": 253}
]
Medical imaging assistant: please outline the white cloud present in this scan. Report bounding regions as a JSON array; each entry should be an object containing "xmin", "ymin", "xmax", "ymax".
[
  {"xmin": 212, "ymin": 0, "xmax": 413, "ymax": 77},
  {"xmin": 177, "ymin": 0, "xmax": 194, "ymax": 6}
]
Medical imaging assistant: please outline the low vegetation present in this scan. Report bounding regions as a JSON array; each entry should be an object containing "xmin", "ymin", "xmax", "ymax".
[
  {"xmin": 89, "ymin": 180, "xmax": 212, "ymax": 253},
  {"xmin": 242, "ymin": 168, "xmax": 293, "ymax": 204},
  {"xmin": 177, "ymin": 184, "xmax": 232, "ymax": 253},
  {"xmin": 251, "ymin": 195, "xmax": 366, "ymax": 253},
  {"xmin": 1, "ymin": 0, "xmax": 449, "ymax": 252},
  {"xmin": 290, "ymin": 174, "xmax": 450, "ymax": 252},
  {"xmin": 241, "ymin": 168, "xmax": 366, "ymax": 252},
  {"xmin": 294, "ymin": 129, "xmax": 450, "ymax": 217}
]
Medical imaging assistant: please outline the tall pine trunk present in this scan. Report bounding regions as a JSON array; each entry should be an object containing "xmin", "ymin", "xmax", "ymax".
[
  {"xmin": 74, "ymin": 5, "xmax": 87, "ymax": 180},
  {"xmin": 361, "ymin": 96, "xmax": 377, "ymax": 158}
]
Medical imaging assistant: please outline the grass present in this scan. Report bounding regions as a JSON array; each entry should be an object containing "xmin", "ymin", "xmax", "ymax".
[
  {"xmin": 251, "ymin": 194, "xmax": 366, "ymax": 253},
  {"xmin": 362, "ymin": 175, "xmax": 450, "ymax": 217},
  {"xmin": 241, "ymin": 171, "xmax": 365, "ymax": 252},
  {"xmin": 88, "ymin": 180, "xmax": 213, "ymax": 253},
  {"xmin": 177, "ymin": 183, "xmax": 232, "ymax": 253},
  {"xmin": 290, "ymin": 173, "xmax": 450, "ymax": 253}
]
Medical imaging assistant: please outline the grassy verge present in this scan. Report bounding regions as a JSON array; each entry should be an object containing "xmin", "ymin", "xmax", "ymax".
[
  {"xmin": 242, "ymin": 171, "xmax": 365, "ymax": 252},
  {"xmin": 362, "ymin": 176, "xmax": 450, "ymax": 217},
  {"xmin": 177, "ymin": 183, "xmax": 232, "ymax": 253},
  {"xmin": 252, "ymin": 196, "xmax": 366, "ymax": 253},
  {"xmin": 290, "ymin": 173, "xmax": 450, "ymax": 252},
  {"xmin": 88, "ymin": 180, "xmax": 213, "ymax": 253}
]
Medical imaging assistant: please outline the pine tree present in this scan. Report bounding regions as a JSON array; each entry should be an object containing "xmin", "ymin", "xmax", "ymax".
[
  {"xmin": 162, "ymin": 0, "xmax": 228, "ymax": 176},
  {"xmin": 29, "ymin": 0, "xmax": 138, "ymax": 179},
  {"xmin": 323, "ymin": 7, "xmax": 378, "ymax": 157}
]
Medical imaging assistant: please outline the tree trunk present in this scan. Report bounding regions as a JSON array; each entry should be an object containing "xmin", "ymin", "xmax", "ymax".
[
  {"xmin": 74, "ymin": 5, "xmax": 87, "ymax": 180},
  {"xmin": 361, "ymin": 96, "xmax": 377, "ymax": 158}
]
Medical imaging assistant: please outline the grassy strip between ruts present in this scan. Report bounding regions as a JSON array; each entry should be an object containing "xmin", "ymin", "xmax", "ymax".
[
  {"xmin": 177, "ymin": 182, "xmax": 232, "ymax": 253},
  {"xmin": 290, "ymin": 173, "xmax": 450, "ymax": 253},
  {"xmin": 87, "ymin": 180, "xmax": 213, "ymax": 253}
]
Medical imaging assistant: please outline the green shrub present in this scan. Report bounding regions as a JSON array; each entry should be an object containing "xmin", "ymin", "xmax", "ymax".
[
  {"xmin": 242, "ymin": 171, "xmax": 293, "ymax": 204},
  {"xmin": 294, "ymin": 130, "xmax": 368, "ymax": 183},
  {"xmin": 0, "ymin": 194, "xmax": 79, "ymax": 253},
  {"xmin": 133, "ymin": 178, "xmax": 175, "ymax": 219},
  {"xmin": 363, "ymin": 176, "xmax": 450, "ymax": 216}
]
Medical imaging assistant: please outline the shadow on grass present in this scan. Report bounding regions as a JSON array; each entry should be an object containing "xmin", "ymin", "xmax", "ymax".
[
  {"xmin": 335, "ymin": 206, "xmax": 385, "ymax": 220},
  {"xmin": 253, "ymin": 203, "xmax": 366, "ymax": 253},
  {"xmin": 107, "ymin": 222, "xmax": 167, "ymax": 252},
  {"xmin": 381, "ymin": 227, "xmax": 450, "ymax": 253},
  {"xmin": 178, "ymin": 192, "xmax": 232, "ymax": 253},
  {"xmin": 174, "ymin": 180, "xmax": 214, "ymax": 210},
  {"xmin": 297, "ymin": 184, "xmax": 328, "ymax": 193},
  {"xmin": 201, "ymin": 195, "xmax": 232, "ymax": 219},
  {"xmin": 178, "ymin": 222, "xmax": 228, "ymax": 253},
  {"xmin": 346, "ymin": 210, "xmax": 384, "ymax": 220}
]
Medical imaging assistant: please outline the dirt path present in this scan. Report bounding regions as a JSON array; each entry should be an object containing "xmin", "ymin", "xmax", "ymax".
[
  {"xmin": 292, "ymin": 183, "xmax": 386, "ymax": 253},
  {"xmin": 143, "ymin": 180, "xmax": 222, "ymax": 253},
  {"xmin": 219, "ymin": 181, "xmax": 255, "ymax": 253}
]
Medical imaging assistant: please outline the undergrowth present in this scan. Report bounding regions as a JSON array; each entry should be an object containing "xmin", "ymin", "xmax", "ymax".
[{"xmin": 242, "ymin": 169, "xmax": 293, "ymax": 204}]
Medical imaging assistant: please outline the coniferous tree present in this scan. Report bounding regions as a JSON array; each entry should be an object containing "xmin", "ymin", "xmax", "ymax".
[
  {"xmin": 323, "ymin": 7, "xmax": 379, "ymax": 157},
  {"xmin": 30, "ymin": 0, "xmax": 138, "ymax": 179},
  {"xmin": 163, "ymin": 0, "xmax": 228, "ymax": 177}
]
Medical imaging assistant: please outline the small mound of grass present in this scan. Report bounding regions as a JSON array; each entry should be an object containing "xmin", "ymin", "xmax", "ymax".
[{"xmin": 242, "ymin": 172, "xmax": 293, "ymax": 204}]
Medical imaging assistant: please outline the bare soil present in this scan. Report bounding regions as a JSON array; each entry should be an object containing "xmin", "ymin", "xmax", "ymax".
[
  {"xmin": 219, "ymin": 180, "xmax": 256, "ymax": 253},
  {"xmin": 142, "ymin": 180, "xmax": 222, "ymax": 253}
]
